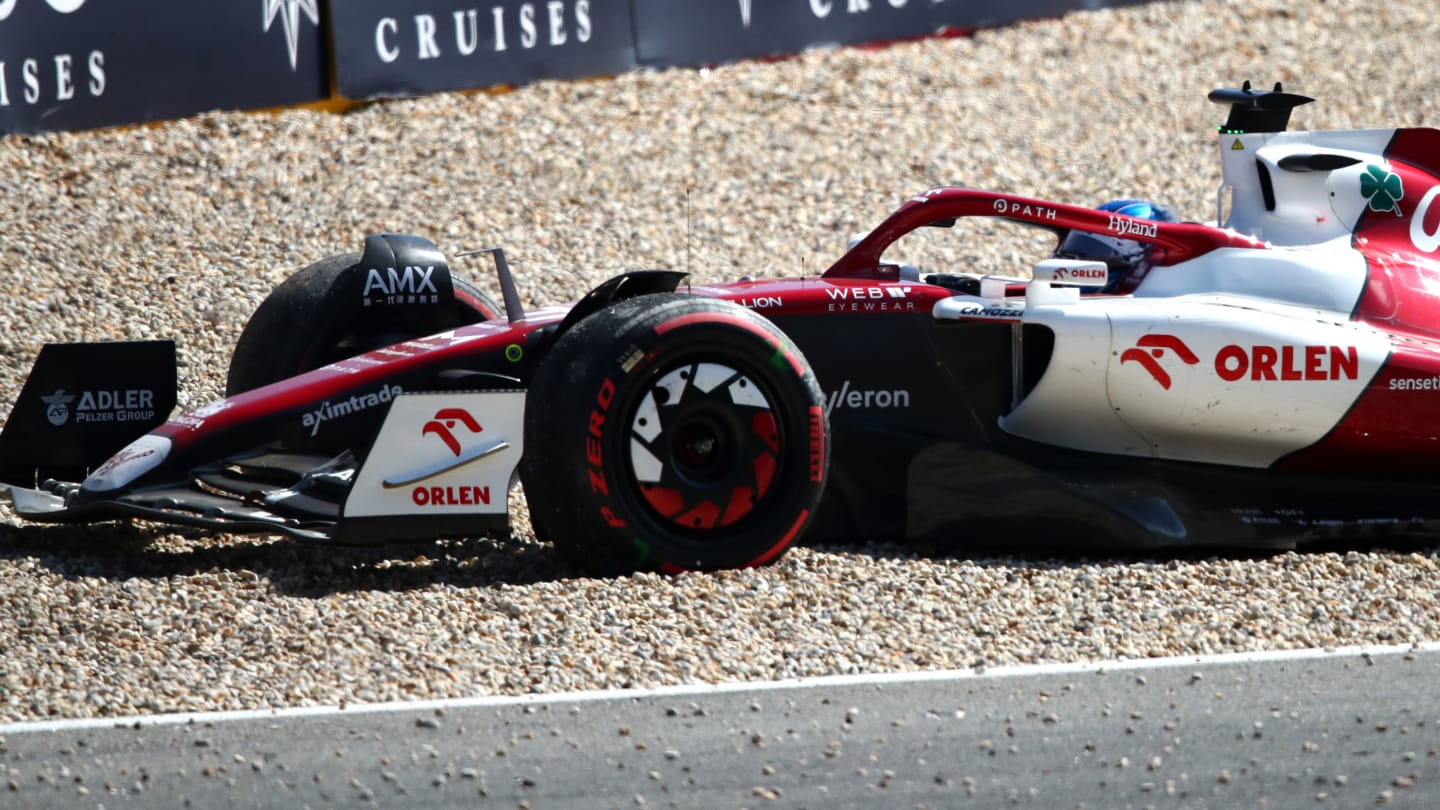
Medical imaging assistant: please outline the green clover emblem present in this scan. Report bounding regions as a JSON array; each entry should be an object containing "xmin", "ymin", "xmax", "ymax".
[{"xmin": 1360, "ymin": 164, "xmax": 1404, "ymax": 216}]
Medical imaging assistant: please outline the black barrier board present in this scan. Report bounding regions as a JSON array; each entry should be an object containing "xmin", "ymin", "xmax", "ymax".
[
  {"xmin": 332, "ymin": 0, "xmax": 637, "ymax": 100},
  {"xmin": 633, "ymin": 0, "xmax": 1157, "ymax": 68},
  {"xmin": 0, "ymin": 0, "xmax": 327, "ymax": 135}
]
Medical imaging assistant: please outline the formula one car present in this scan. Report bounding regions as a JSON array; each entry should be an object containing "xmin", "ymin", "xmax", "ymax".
[{"xmin": 3, "ymin": 82, "xmax": 1440, "ymax": 575}]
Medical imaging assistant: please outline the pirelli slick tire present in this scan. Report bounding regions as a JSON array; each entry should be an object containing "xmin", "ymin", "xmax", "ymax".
[
  {"xmin": 225, "ymin": 253, "xmax": 502, "ymax": 396},
  {"xmin": 521, "ymin": 294, "xmax": 830, "ymax": 576}
]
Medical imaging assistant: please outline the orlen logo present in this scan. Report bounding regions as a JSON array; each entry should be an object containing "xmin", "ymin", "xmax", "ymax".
[
  {"xmin": 1053, "ymin": 265, "xmax": 1107, "ymax": 283},
  {"xmin": 1121, "ymin": 334, "xmax": 1360, "ymax": 389},
  {"xmin": 422, "ymin": 408, "xmax": 482, "ymax": 456},
  {"xmin": 1119, "ymin": 335, "xmax": 1199, "ymax": 390},
  {"xmin": 1214, "ymin": 344, "xmax": 1357, "ymax": 382}
]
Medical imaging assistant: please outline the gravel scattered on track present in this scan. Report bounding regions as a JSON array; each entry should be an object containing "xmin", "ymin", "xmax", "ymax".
[{"xmin": 1, "ymin": 0, "xmax": 1439, "ymax": 722}]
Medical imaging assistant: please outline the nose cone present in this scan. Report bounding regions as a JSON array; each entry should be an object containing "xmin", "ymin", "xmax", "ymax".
[{"xmin": 81, "ymin": 435, "xmax": 172, "ymax": 494}]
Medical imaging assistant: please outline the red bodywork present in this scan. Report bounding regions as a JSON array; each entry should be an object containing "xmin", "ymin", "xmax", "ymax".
[{"xmin": 1281, "ymin": 127, "xmax": 1440, "ymax": 471}]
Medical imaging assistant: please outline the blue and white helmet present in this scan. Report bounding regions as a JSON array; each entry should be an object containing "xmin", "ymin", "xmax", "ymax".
[{"xmin": 1054, "ymin": 199, "xmax": 1180, "ymax": 289}]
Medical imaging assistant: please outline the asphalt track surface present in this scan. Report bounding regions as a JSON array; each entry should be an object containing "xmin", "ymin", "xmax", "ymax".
[{"xmin": 2, "ymin": 644, "xmax": 1437, "ymax": 808}]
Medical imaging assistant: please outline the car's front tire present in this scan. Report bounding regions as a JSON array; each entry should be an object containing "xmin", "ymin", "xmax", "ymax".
[{"xmin": 521, "ymin": 294, "xmax": 829, "ymax": 576}]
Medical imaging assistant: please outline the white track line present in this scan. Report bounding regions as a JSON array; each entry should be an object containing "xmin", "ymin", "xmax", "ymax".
[{"xmin": 5, "ymin": 641, "xmax": 1437, "ymax": 735}]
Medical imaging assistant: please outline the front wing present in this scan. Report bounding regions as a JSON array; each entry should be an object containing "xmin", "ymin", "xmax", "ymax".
[{"xmin": 2, "ymin": 391, "xmax": 525, "ymax": 546}]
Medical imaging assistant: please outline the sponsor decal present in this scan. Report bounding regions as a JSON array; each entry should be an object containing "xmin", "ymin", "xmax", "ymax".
[
  {"xmin": 992, "ymin": 199, "xmax": 1059, "ymax": 221},
  {"xmin": 825, "ymin": 286, "xmax": 915, "ymax": 312},
  {"xmin": 1108, "ymin": 214, "xmax": 1158, "ymax": 240},
  {"xmin": 824, "ymin": 379, "xmax": 910, "ymax": 417},
  {"xmin": 1231, "ymin": 506, "xmax": 1321, "ymax": 527},
  {"xmin": 90, "ymin": 440, "xmax": 158, "ymax": 480},
  {"xmin": 42, "ymin": 387, "xmax": 156, "ymax": 425},
  {"xmin": 302, "ymin": 384, "xmax": 401, "ymax": 436},
  {"xmin": 411, "ymin": 484, "xmax": 490, "ymax": 506},
  {"xmin": 375, "ymin": 398, "xmax": 514, "ymax": 494},
  {"xmin": 807, "ymin": 405, "xmax": 824, "ymax": 482},
  {"xmin": 1053, "ymin": 265, "xmax": 1108, "ymax": 283},
  {"xmin": 1214, "ymin": 344, "xmax": 1358, "ymax": 382},
  {"xmin": 1360, "ymin": 164, "xmax": 1404, "ymax": 216},
  {"xmin": 505, "ymin": 343, "xmax": 524, "ymax": 363},
  {"xmin": 1412, "ymin": 185, "xmax": 1440, "ymax": 254},
  {"xmin": 736, "ymin": 296, "xmax": 782, "ymax": 309},
  {"xmin": 585, "ymin": 376, "xmax": 626, "ymax": 527},
  {"xmin": 263, "ymin": 0, "xmax": 320, "ymax": 71},
  {"xmin": 41, "ymin": 389, "xmax": 75, "ymax": 426},
  {"xmin": 826, "ymin": 286, "xmax": 911, "ymax": 300},
  {"xmin": 1119, "ymin": 335, "xmax": 1200, "ymax": 391},
  {"xmin": 585, "ymin": 377, "xmax": 614, "ymax": 496},
  {"xmin": 952, "ymin": 303, "xmax": 1022, "ymax": 320},
  {"xmin": 826, "ymin": 301, "xmax": 915, "ymax": 312},
  {"xmin": 1121, "ymin": 334, "xmax": 1359, "ymax": 390},
  {"xmin": 171, "ymin": 399, "xmax": 232, "ymax": 430},
  {"xmin": 422, "ymin": 407, "xmax": 482, "ymax": 456},
  {"xmin": 362, "ymin": 265, "xmax": 440, "ymax": 306},
  {"xmin": 373, "ymin": 1, "xmax": 593, "ymax": 63},
  {"xmin": 341, "ymin": 356, "xmax": 384, "ymax": 368},
  {"xmin": 1389, "ymin": 375, "xmax": 1440, "ymax": 391}
]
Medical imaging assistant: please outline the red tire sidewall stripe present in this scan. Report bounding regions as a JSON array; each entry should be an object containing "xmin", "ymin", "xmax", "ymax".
[
  {"xmin": 746, "ymin": 508, "xmax": 811, "ymax": 569},
  {"xmin": 657, "ymin": 508, "xmax": 805, "ymax": 575},
  {"xmin": 454, "ymin": 290, "xmax": 500, "ymax": 320},
  {"xmin": 653, "ymin": 311, "xmax": 805, "ymax": 376}
]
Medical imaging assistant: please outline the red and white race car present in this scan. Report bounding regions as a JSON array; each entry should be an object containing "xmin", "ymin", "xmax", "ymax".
[{"xmin": 2, "ymin": 82, "xmax": 1438, "ymax": 574}]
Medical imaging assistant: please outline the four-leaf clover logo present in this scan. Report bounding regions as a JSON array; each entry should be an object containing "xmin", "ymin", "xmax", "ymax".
[{"xmin": 1360, "ymin": 164, "xmax": 1404, "ymax": 216}]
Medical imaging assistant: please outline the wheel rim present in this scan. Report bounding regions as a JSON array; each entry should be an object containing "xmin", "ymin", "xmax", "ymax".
[{"xmin": 628, "ymin": 360, "xmax": 782, "ymax": 530}]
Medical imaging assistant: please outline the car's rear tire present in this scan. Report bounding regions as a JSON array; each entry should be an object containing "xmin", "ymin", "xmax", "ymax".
[
  {"xmin": 521, "ymin": 294, "xmax": 829, "ymax": 576},
  {"xmin": 225, "ymin": 253, "xmax": 503, "ymax": 396}
]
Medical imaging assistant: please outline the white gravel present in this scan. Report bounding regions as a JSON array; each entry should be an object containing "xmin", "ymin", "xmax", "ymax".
[{"xmin": 1, "ymin": 0, "xmax": 1439, "ymax": 722}]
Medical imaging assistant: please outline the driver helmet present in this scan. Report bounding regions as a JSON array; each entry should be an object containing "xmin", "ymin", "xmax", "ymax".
[{"xmin": 1054, "ymin": 199, "xmax": 1180, "ymax": 291}]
